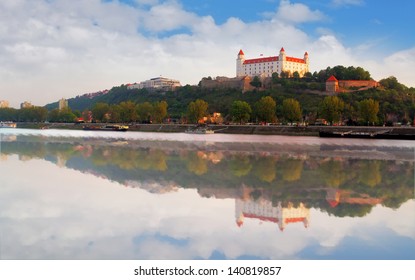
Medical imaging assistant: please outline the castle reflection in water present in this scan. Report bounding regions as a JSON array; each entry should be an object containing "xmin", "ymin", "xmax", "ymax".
[{"xmin": 1, "ymin": 133, "xmax": 414, "ymax": 232}]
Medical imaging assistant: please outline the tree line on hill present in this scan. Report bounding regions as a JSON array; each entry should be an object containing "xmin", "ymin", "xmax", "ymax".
[{"xmin": 1, "ymin": 67, "xmax": 414, "ymax": 125}]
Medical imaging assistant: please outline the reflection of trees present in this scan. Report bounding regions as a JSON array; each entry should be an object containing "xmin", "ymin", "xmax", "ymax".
[
  {"xmin": 320, "ymin": 160, "xmax": 347, "ymax": 188},
  {"xmin": 186, "ymin": 152, "xmax": 208, "ymax": 175},
  {"xmin": 90, "ymin": 147, "xmax": 168, "ymax": 172},
  {"xmin": 253, "ymin": 157, "xmax": 276, "ymax": 183},
  {"xmin": 358, "ymin": 161, "xmax": 382, "ymax": 188},
  {"xmin": 3, "ymin": 137, "xmax": 414, "ymax": 218},
  {"xmin": 325, "ymin": 203, "xmax": 373, "ymax": 217},
  {"xmin": 229, "ymin": 154, "xmax": 252, "ymax": 177},
  {"xmin": 280, "ymin": 158, "xmax": 304, "ymax": 182}
]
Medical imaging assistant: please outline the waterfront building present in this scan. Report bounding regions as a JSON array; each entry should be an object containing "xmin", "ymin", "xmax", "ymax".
[
  {"xmin": 236, "ymin": 48, "xmax": 309, "ymax": 78},
  {"xmin": 59, "ymin": 98, "xmax": 68, "ymax": 110},
  {"xmin": 20, "ymin": 101, "xmax": 33, "ymax": 109}
]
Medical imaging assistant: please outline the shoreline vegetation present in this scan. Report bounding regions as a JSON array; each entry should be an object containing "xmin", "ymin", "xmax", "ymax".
[{"xmin": 13, "ymin": 122, "xmax": 415, "ymax": 137}]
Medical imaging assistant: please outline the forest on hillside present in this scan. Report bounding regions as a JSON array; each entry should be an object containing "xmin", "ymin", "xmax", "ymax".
[{"xmin": 1, "ymin": 66, "xmax": 414, "ymax": 125}]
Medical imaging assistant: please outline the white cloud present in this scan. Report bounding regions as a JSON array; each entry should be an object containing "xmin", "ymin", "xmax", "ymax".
[
  {"xmin": 374, "ymin": 47, "xmax": 415, "ymax": 86},
  {"xmin": 331, "ymin": 0, "xmax": 365, "ymax": 7},
  {"xmin": 273, "ymin": 0, "xmax": 325, "ymax": 23},
  {"xmin": 0, "ymin": 0, "xmax": 413, "ymax": 108},
  {"xmin": 142, "ymin": 1, "xmax": 200, "ymax": 32}
]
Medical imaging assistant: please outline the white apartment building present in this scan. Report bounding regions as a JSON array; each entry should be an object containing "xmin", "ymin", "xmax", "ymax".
[
  {"xmin": 127, "ymin": 77, "xmax": 181, "ymax": 90},
  {"xmin": 0, "ymin": 100, "xmax": 10, "ymax": 108}
]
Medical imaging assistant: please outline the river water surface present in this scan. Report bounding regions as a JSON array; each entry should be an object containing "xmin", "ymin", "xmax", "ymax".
[{"xmin": 0, "ymin": 129, "xmax": 414, "ymax": 259}]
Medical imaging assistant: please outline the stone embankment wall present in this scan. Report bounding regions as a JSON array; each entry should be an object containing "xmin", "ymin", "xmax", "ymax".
[{"xmin": 15, "ymin": 122, "xmax": 415, "ymax": 136}]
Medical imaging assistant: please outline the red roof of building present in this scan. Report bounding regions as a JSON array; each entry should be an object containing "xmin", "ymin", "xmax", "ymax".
[
  {"xmin": 280, "ymin": 47, "xmax": 285, "ymax": 52},
  {"xmin": 285, "ymin": 217, "xmax": 306, "ymax": 224},
  {"xmin": 304, "ymin": 51, "xmax": 308, "ymax": 56},
  {"xmin": 327, "ymin": 199, "xmax": 339, "ymax": 208},
  {"xmin": 243, "ymin": 55, "xmax": 306, "ymax": 65},
  {"xmin": 238, "ymin": 49, "xmax": 245, "ymax": 55},
  {"xmin": 286, "ymin": 56, "xmax": 306, "ymax": 63},
  {"xmin": 243, "ymin": 56, "xmax": 278, "ymax": 64},
  {"xmin": 327, "ymin": 75, "xmax": 338, "ymax": 82},
  {"xmin": 243, "ymin": 213, "xmax": 279, "ymax": 223}
]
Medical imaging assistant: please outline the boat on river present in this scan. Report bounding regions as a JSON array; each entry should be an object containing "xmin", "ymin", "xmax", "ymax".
[
  {"xmin": 319, "ymin": 129, "xmax": 415, "ymax": 140},
  {"xmin": 0, "ymin": 122, "xmax": 17, "ymax": 128},
  {"xmin": 185, "ymin": 127, "xmax": 215, "ymax": 134},
  {"xmin": 83, "ymin": 124, "xmax": 129, "ymax": 131}
]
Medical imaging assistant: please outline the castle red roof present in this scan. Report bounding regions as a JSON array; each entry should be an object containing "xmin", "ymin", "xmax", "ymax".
[
  {"xmin": 327, "ymin": 75, "xmax": 338, "ymax": 82},
  {"xmin": 238, "ymin": 49, "xmax": 245, "ymax": 55},
  {"xmin": 280, "ymin": 47, "xmax": 285, "ymax": 52},
  {"xmin": 286, "ymin": 56, "xmax": 306, "ymax": 63},
  {"xmin": 285, "ymin": 217, "xmax": 306, "ymax": 224},
  {"xmin": 243, "ymin": 56, "xmax": 278, "ymax": 64},
  {"xmin": 243, "ymin": 213, "xmax": 279, "ymax": 223},
  {"xmin": 243, "ymin": 56, "xmax": 306, "ymax": 64}
]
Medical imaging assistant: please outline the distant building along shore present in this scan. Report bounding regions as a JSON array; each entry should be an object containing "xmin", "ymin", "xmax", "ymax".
[{"xmin": 127, "ymin": 76, "xmax": 181, "ymax": 91}]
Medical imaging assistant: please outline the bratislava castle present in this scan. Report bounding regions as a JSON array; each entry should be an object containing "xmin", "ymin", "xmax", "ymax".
[{"xmin": 236, "ymin": 47, "xmax": 309, "ymax": 78}]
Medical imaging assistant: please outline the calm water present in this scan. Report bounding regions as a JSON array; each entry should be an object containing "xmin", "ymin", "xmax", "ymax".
[{"xmin": 0, "ymin": 128, "xmax": 414, "ymax": 260}]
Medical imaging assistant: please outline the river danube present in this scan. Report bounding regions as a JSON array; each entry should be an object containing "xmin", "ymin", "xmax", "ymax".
[{"xmin": 0, "ymin": 129, "xmax": 414, "ymax": 260}]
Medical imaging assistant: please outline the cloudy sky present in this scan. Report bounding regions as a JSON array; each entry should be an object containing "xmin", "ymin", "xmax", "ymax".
[{"xmin": 0, "ymin": 0, "xmax": 414, "ymax": 108}]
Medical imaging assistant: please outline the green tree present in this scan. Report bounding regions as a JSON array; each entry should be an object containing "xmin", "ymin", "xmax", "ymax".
[
  {"xmin": 0, "ymin": 108, "xmax": 18, "ymax": 121},
  {"xmin": 108, "ymin": 105, "xmax": 121, "ymax": 123},
  {"xmin": 136, "ymin": 102, "xmax": 153, "ymax": 123},
  {"xmin": 59, "ymin": 108, "xmax": 77, "ymax": 122},
  {"xmin": 32, "ymin": 107, "xmax": 48, "ymax": 122},
  {"xmin": 282, "ymin": 98, "xmax": 302, "ymax": 124},
  {"xmin": 187, "ymin": 99, "xmax": 208, "ymax": 123},
  {"xmin": 231, "ymin": 100, "xmax": 252, "ymax": 124},
  {"xmin": 319, "ymin": 96, "xmax": 344, "ymax": 124},
  {"xmin": 293, "ymin": 71, "xmax": 300, "ymax": 80},
  {"xmin": 255, "ymin": 96, "xmax": 276, "ymax": 123},
  {"xmin": 92, "ymin": 103, "xmax": 109, "ymax": 122},
  {"xmin": 48, "ymin": 108, "xmax": 76, "ymax": 123},
  {"xmin": 250, "ymin": 76, "xmax": 262, "ymax": 88},
  {"xmin": 379, "ymin": 76, "xmax": 406, "ymax": 91},
  {"xmin": 152, "ymin": 101, "xmax": 168, "ymax": 123},
  {"xmin": 119, "ymin": 101, "xmax": 138, "ymax": 122},
  {"xmin": 280, "ymin": 71, "xmax": 289, "ymax": 79},
  {"xmin": 271, "ymin": 72, "xmax": 279, "ymax": 84},
  {"xmin": 359, "ymin": 98, "xmax": 379, "ymax": 125},
  {"xmin": 303, "ymin": 72, "xmax": 313, "ymax": 82}
]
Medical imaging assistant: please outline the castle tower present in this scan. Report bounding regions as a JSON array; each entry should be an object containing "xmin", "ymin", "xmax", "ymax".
[
  {"xmin": 326, "ymin": 75, "xmax": 339, "ymax": 94},
  {"xmin": 278, "ymin": 47, "xmax": 286, "ymax": 75},
  {"xmin": 279, "ymin": 47, "xmax": 286, "ymax": 60},
  {"xmin": 304, "ymin": 52, "xmax": 309, "ymax": 65},
  {"xmin": 236, "ymin": 49, "xmax": 245, "ymax": 77}
]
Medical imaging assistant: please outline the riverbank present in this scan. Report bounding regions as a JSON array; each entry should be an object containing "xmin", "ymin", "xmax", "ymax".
[{"xmin": 13, "ymin": 122, "xmax": 415, "ymax": 137}]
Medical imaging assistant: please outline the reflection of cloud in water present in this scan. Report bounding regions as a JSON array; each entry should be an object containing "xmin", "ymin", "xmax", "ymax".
[{"xmin": 0, "ymin": 132, "xmax": 414, "ymax": 259}]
